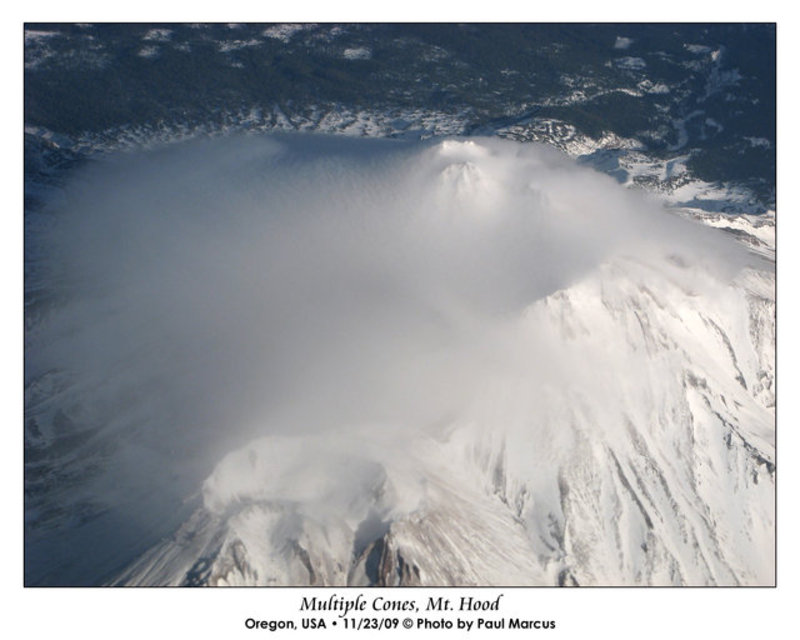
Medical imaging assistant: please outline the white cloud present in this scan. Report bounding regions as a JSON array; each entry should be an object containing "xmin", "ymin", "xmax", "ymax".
[{"xmin": 28, "ymin": 135, "xmax": 761, "ymax": 583}]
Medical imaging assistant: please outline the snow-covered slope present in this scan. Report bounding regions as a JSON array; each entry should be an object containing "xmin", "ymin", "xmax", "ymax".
[
  {"xmin": 104, "ymin": 140, "xmax": 774, "ymax": 587},
  {"xmin": 114, "ymin": 249, "xmax": 773, "ymax": 587}
]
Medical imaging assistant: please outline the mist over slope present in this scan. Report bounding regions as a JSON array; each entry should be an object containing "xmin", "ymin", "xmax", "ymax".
[{"xmin": 24, "ymin": 134, "xmax": 774, "ymax": 586}]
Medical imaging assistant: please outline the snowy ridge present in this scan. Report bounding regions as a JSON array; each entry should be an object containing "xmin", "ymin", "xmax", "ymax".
[
  {"xmin": 26, "ymin": 104, "xmax": 772, "ymax": 219},
  {"xmin": 684, "ymin": 210, "xmax": 775, "ymax": 259},
  {"xmin": 25, "ymin": 136, "xmax": 774, "ymax": 586},
  {"xmin": 115, "ymin": 242, "xmax": 774, "ymax": 587}
]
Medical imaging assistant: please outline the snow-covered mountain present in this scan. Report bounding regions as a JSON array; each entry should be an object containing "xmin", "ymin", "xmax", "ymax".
[
  {"xmin": 114, "ymin": 237, "xmax": 774, "ymax": 587},
  {"xmin": 23, "ymin": 23, "xmax": 776, "ymax": 217},
  {"xmin": 23, "ymin": 136, "xmax": 773, "ymax": 587},
  {"xmin": 24, "ymin": 24, "xmax": 775, "ymax": 587}
]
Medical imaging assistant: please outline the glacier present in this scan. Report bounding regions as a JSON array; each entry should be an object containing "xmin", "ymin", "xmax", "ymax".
[{"xmin": 24, "ymin": 135, "xmax": 774, "ymax": 586}]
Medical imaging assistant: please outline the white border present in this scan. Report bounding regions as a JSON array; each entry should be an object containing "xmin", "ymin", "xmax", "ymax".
[{"xmin": 7, "ymin": 5, "xmax": 796, "ymax": 638}]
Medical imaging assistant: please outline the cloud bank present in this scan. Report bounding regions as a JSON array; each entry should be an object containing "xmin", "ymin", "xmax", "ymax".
[{"xmin": 26, "ymin": 134, "xmax": 760, "ymax": 582}]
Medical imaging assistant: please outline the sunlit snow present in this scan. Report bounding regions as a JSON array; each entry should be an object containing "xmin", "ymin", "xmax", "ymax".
[{"xmin": 26, "ymin": 135, "xmax": 774, "ymax": 586}]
